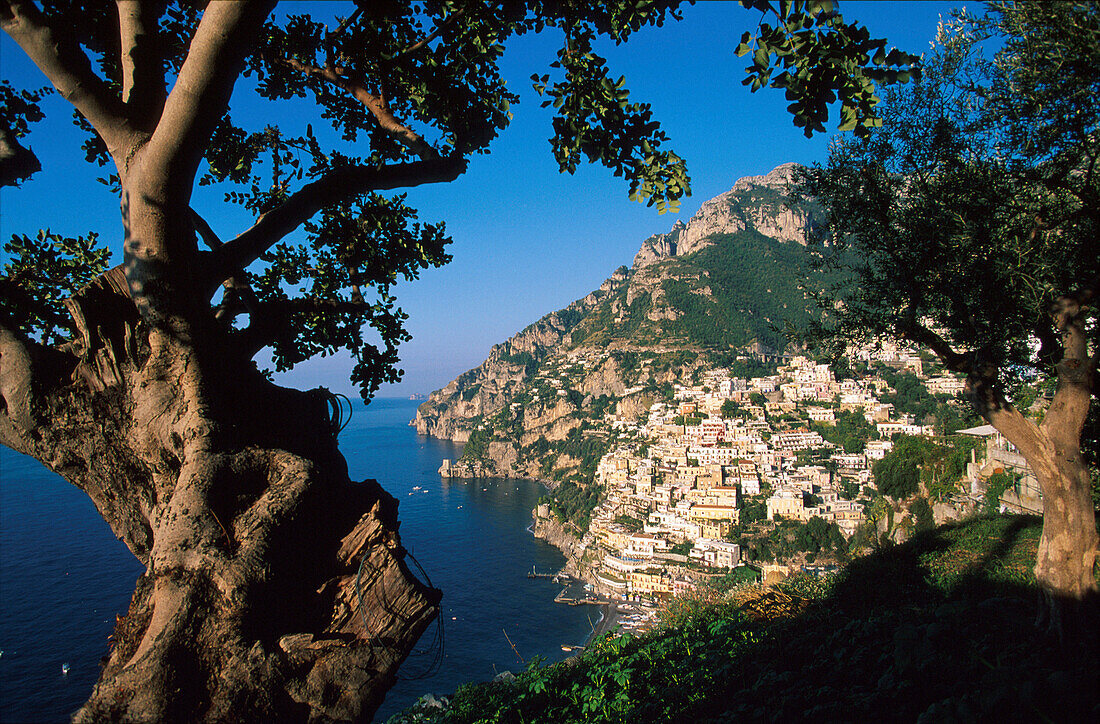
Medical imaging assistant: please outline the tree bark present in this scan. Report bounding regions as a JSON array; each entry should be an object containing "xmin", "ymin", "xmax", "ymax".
[
  {"xmin": 0, "ymin": 274, "xmax": 440, "ymax": 722},
  {"xmin": 978, "ymin": 376, "xmax": 1098, "ymax": 637}
]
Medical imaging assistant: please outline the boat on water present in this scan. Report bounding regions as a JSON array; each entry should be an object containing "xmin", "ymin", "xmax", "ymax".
[{"xmin": 527, "ymin": 565, "xmax": 554, "ymax": 579}]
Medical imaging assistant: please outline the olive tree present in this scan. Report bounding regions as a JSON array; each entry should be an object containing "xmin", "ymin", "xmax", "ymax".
[
  {"xmin": 0, "ymin": 0, "xmax": 915, "ymax": 720},
  {"xmin": 800, "ymin": 1, "xmax": 1099, "ymax": 630}
]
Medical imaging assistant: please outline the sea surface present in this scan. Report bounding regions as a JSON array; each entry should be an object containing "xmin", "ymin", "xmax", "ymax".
[{"xmin": 0, "ymin": 398, "xmax": 593, "ymax": 722}]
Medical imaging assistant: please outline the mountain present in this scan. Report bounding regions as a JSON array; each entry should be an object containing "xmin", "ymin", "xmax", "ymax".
[{"xmin": 412, "ymin": 163, "xmax": 822, "ymax": 484}]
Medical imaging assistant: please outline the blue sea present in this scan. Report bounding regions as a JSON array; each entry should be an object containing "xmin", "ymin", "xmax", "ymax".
[{"xmin": 0, "ymin": 398, "xmax": 593, "ymax": 722}]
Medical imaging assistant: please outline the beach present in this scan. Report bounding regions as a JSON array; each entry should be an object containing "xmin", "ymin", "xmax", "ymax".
[
  {"xmin": 587, "ymin": 602, "xmax": 621, "ymax": 643},
  {"xmin": 582, "ymin": 599, "xmax": 661, "ymax": 648}
]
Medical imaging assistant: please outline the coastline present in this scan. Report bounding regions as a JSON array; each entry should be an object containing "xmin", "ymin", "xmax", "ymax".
[{"xmin": 586, "ymin": 602, "xmax": 621, "ymax": 645}]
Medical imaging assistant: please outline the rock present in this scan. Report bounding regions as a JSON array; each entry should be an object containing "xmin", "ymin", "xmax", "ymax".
[{"xmin": 414, "ymin": 163, "xmax": 817, "ymax": 486}]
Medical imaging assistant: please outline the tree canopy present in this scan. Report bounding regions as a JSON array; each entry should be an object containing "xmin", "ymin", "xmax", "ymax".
[
  {"xmin": 1, "ymin": 0, "xmax": 919, "ymax": 400},
  {"xmin": 798, "ymin": 1, "xmax": 1099, "ymax": 608}
]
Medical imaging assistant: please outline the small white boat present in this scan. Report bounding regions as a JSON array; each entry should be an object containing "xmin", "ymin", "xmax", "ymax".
[{"xmin": 61, "ymin": 663, "xmax": 70, "ymax": 675}]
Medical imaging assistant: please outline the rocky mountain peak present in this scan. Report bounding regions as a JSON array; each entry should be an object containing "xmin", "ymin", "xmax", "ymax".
[
  {"xmin": 631, "ymin": 163, "xmax": 808, "ymax": 269},
  {"xmin": 414, "ymin": 161, "xmax": 822, "ymax": 455},
  {"xmin": 728, "ymin": 161, "xmax": 801, "ymax": 193}
]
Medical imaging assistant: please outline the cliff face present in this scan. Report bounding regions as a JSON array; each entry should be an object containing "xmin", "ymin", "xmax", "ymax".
[{"xmin": 413, "ymin": 163, "xmax": 819, "ymax": 482}]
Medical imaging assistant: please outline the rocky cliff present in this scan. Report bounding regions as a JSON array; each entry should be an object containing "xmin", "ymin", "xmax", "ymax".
[{"xmin": 413, "ymin": 163, "xmax": 821, "ymax": 484}]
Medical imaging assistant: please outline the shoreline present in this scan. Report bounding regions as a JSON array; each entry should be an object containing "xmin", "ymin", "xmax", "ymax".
[{"xmin": 586, "ymin": 602, "xmax": 621, "ymax": 645}]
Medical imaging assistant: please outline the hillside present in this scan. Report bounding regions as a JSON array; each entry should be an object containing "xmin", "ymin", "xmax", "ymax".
[
  {"xmin": 389, "ymin": 515, "xmax": 1099, "ymax": 723},
  {"xmin": 412, "ymin": 164, "xmax": 826, "ymax": 484}
]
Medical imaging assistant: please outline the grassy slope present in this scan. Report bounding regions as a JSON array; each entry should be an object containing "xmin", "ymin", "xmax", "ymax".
[{"xmin": 390, "ymin": 515, "xmax": 1099, "ymax": 723}]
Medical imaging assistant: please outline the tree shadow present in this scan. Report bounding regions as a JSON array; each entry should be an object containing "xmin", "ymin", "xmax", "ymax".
[{"xmin": 685, "ymin": 515, "xmax": 1098, "ymax": 723}]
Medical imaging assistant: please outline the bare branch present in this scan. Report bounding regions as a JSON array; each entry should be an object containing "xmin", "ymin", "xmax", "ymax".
[
  {"xmin": 207, "ymin": 155, "xmax": 466, "ymax": 290},
  {"xmin": 145, "ymin": 0, "xmax": 274, "ymax": 197},
  {"xmin": 1, "ymin": 0, "xmax": 134, "ymax": 161},
  {"xmin": 1040, "ymin": 293, "xmax": 1095, "ymax": 441},
  {"xmin": 280, "ymin": 57, "xmax": 439, "ymax": 161},
  {"xmin": 117, "ymin": 0, "xmax": 167, "ymax": 131}
]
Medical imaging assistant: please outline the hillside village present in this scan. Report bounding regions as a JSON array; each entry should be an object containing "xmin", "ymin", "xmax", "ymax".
[
  {"xmin": 423, "ymin": 163, "xmax": 1051, "ymax": 608},
  {"xmin": 470, "ymin": 344, "xmax": 1043, "ymax": 604}
]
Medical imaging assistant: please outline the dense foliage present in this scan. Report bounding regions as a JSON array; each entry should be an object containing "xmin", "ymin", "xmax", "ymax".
[
  {"xmin": 811, "ymin": 408, "xmax": 877, "ymax": 452},
  {"xmin": 873, "ymin": 434, "xmax": 978, "ymax": 501},
  {"xmin": 1, "ymin": 0, "xmax": 919, "ymax": 398},
  {"xmin": 568, "ymin": 220, "xmax": 838, "ymax": 352},
  {"xmin": 875, "ymin": 367, "xmax": 980, "ymax": 434},
  {"xmin": 728, "ymin": 515, "xmax": 847, "ymax": 563},
  {"xmin": 544, "ymin": 478, "xmax": 601, "ymax": 531},
  {"xmin": 392, "ymin": 516, "xmax": 1097, "ymax": 724},
  {"xmin": 797, "ymin": 2, "xmax": 1099, "ymax": 600}
]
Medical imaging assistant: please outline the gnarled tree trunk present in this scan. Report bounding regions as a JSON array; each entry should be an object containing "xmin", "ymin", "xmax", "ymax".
[
  {"xmin": 0, "ymin": 271, "xmax": 440, "ymax": 722},
  {"xmin": 976, "ymin": 304, "xmax": 1099, "ymax": 640}
]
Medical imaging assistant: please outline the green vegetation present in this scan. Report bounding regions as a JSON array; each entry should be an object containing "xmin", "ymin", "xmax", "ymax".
[
  {"xmin": 393, "ymin": 517, "xmax": 1095, "ymax": 724},
  {"xmin": 615, "ymin": 515, "xmax": 645, "ymax": 533},
  {"xmin": 565, "ymin": 223, "xmax": 848, "ymax": 354},
  {"xmin": 557, "ymin": 427, "xmax": 612, "ymax": 481},
  {"xmin": 500, "ymin": 351, "xmax": 540, "ymax": 376},
  {"xmin": 983, "ymin": 471, "xmax": 1019, "ymax": 515},
  {"xmin": 739, "ymin": 498, "xmax": 768, "ymax": 524},
  {"xmin": 811, "ymin": 408, "xmax": 877, "ymax": 452},
  {"xmin": 668, "ymin": 541, "xmax": 693, "ymax": 557},
  {"xmin": 724, "ymin": 356, "xmax": 779, "ymax": 380},
  {"xmin": 871, "ymin": 368, "xmax": 979, "ymax": 435},
  {"xmin": 872, "ymin": 448, "xmax": 920, "ymax": 498},
  {"xmin": 706, "ymin": 565, "xmax": 762, "ymax": 590},
  {"xmin": 873, "ymin": 435, "xmax": 979, "ymax": 501},
  {"xmin": 546, "ymin": 478, "xmax": 601, "ymax": 531},
  {"xmin": 461, "ymin": 427, "xmax": 492, "ymax": 463},
  {"xmin": 839, "ymin": 479, "xmax": 862, "ymax": 501},
  {"xmin": 729, "ymin": 516, "xmax": 847, "ymax": 564},
  {"xmin": 460, "ymin": 383, "xmax": 483, "ymax": 402},
  {"xmin": 555, "ymin": 308, "xmax": 585, "ymax": 333},
  {"xmin": 910, "ymin": 496, "xmax": 935, "ymax": 533},
  {"xmin": 799, "ymin": 2, "xmax": 1100, "ymax": 602}
]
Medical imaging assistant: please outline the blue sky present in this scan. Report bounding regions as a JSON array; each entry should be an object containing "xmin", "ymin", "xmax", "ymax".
[{"xmin": 0, "ymin": 1, "xmax": 958, "ymax": 398}]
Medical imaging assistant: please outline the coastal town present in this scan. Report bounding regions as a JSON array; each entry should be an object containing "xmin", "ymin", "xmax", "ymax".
[{"xmin": 439, "ymin": 343, "xmax": 1042, "ymax": 618}]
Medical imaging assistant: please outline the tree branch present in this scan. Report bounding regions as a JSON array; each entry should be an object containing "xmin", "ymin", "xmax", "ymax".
[
  {"xmin": 144, "ymin": 0, "xmax": 274, "ymax": 198},
  {"xmin": 117, "ymin": 0, "xmax": 166, "ymax": 132},
  {"xmin": 324, "ymin": 7, "xmax": 362, "ymax": 49},
  {"xmin": 236, "ymin": 297, "xmax": 372, "ymax": 360},
  {"xmin": 207, "ymin": 156, "xmax": 466, "ymax": 289},
  {"xmin": 386, "ymin": 6, "xmax": 466, "ymax": 61},
  {"xmin": 189, "ymin": 208, "xmax": 259, "ymax": 318},
  {"xmin": 280, "ymin": 56, "xmax": 439, "ymax": 161},
  {"xmin": 896, "ymin": 317, "xmax": 972, "ymax": 375},
  {"xmin": 1, "ymin": 0, "xmax": 134, "ymax": 161},
  {"xmin": 1041, "ymin": 292, "xmax": 1095, "ymax": 443},
  {"xmin": 0, "ymin": 319, "xmax": 76, "ymax": 456},
  {"xmin": 0, "ymin": 123, "xmax": 40, "ymax": 186}
]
